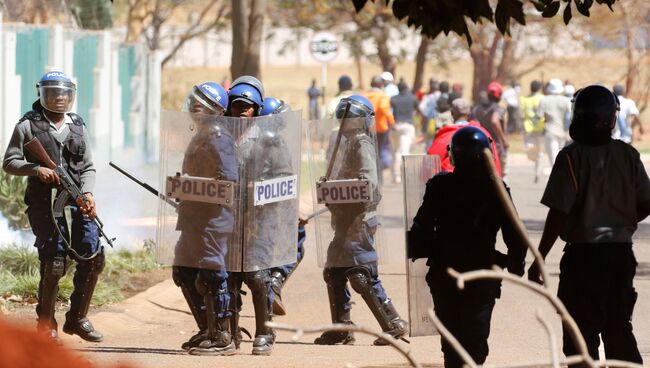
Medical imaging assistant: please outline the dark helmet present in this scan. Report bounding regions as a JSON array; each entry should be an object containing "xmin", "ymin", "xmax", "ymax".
[
  {"xmin": 182, "ymin": 82, "xmax": 228, "ymax": 115},
  {"xmin": 449, "ymin": 126, "xmax": 492, "ymax": 168},
  {"xmin": 335, "ymin": 95, "xmax": 374, "ymax": 119},
  {"xmin": 260, "ymin": 97, "xmax": 290, "ymax": 115},
  {"xmin": 37, "ymin": 71, "xmax": 76, "ymax": 113},
  {"xmin": 569, "ymin": 84, "xmax": 619, "ymax": 146},
  {"xmin": 228, "ymin": 75, "xmax": 264, "ymax": 114}
]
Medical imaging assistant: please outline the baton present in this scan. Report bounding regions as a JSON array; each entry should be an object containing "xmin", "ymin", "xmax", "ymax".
[
  {"xmin": 109, "ymin": 161, "xmax": 179, "ymax": 208},
  {"xmin": 324, "ymin": 102, "xmax": 352, "ymax": 180},
  {"xmin": 304, "ymin": 207, "xmax": 329, "ymax": 221}
]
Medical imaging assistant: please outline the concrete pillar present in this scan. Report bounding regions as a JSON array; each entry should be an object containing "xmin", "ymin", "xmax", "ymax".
[
  {"xmin": 1, "ymin": 27, "xmax": 21, "ymax": 149},
  {"xmin": 47, "ymin": 24, "xmax": 64, "ymax": 71}
]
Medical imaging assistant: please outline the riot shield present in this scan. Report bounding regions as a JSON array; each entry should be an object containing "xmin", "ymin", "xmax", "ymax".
[
  {"xmin": 306, "ymin": 117, "xmax": 386, "ymax": 268},
  {"xmin": 157, "ymin": 110, "xmax": 244, "ymax": 272},
  {"xmin": 235, "ymin": 111, "xmax": 302, "ymax": 272},
  {"xmin": 402, "ymin": 154, "xmax": 441, "ymax": 337}
]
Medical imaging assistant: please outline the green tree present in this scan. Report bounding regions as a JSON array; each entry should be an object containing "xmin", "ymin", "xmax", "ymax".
[
  {"xmin": 0, "ymin": 169, "xmax": 29, "ymax": 231},
  {"xmin": 351, "ymin": 0, "xmax": 618, "ymax": 44}
]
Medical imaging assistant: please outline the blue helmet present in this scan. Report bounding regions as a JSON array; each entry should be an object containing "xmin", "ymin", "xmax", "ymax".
[
  {"xmin": 37, "ymin": 71, "xmax": 76, "ymax": 113},
  {"xmin": 260, "ymin": 97, "xmax": 290, "ymax": 116},
  {"xmin": 335, "ymin": 95, "xmax": 375, "ymax": 119},
  {"xmin": 183, "ymin": 82, "xmax": 228, "ymax": 115},
  {"xmin": 449, "ymin": 126, "xmax": 492, "ymax": 168},
  {"xmin": 228, "ymin": 75, "xmax": 264, "ymax": 114}
]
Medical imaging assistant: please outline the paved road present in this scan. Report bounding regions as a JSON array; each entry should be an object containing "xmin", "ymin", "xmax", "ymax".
[{"xmin": 11, "ymin": 155, "xmax": 650, "ymax": 367}]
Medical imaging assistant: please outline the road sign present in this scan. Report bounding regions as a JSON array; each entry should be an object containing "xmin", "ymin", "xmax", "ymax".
[{"xmin": 310, "ymin": 31, "xmax": 338, "ymax": 64}]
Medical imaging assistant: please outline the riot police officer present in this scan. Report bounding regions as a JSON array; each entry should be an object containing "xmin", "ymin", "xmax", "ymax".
[
  {"xmin": 2, "ymin": 71, "xmax": 103, "ymax": 342},
  {"xmin": 408, "ymin": 126, "xmax": 526, "ymax": 367},
  {"xmin": 227, "ymin": 76, "xmax": 283, "ymax": 356},
  {"xmin": 528, "ymin": 85, "xmax": 650, "ymax": 365},
  {"xmin": 173, "ymin": 82, "xmax": 237, "ymax": 356},
  {"xmin": 314, "ymin": 95, "xmax": 408, "ymax": 346},
  {"xmin": 260, "ymin": 97, "xmax": 307, "ymax": 316}
]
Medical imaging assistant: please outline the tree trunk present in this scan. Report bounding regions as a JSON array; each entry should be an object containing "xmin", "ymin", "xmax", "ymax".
[
  {"xmin": 245, "ymin": 0, "xmax": 264, "ymax": 78},
  {"xmin": 413, "ymin": 37, "xmax": 430, "ymax": 92},
  {"xmin": 126, "ymin": 0, "xmax": 149, "ymax": 43},
  {"xmin": 230, "ymin": 0, "xmax": 264, "ymax": 80},
  {"xmin": 621, "ymin": 2, "xmax": 637, "ymax": 96},
  {"xmin": 231, "ymin": 0, "xmax": 248, "ymax": 79},
  {"xmin": 470, "ymin": 33, "xmax": 500, "ymax": 103}
]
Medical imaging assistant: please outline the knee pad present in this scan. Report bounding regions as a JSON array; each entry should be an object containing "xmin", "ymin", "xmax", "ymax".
[
  {"xmin": 345, "ymin": 266, "xmax": 372, "ymax": 294},
  {"xmin": 196, "ymin": 269, "xmax": 227, "ymax": 296},
  {"xmin": 246, "ymin": 271, "xmax": 269, "ymax": 293},
  {"xmin": 77, "ymin": 252, "xmax": 105, "ymax": 277},
  {"xmin": 42, "ymin": 256, "xmax": 66, "ymax": 281},
  {"xmin": 172, "ymin": 266, "xmax": 196, "ymax": 287}
]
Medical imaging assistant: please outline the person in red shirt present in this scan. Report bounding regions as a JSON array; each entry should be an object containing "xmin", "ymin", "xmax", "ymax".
[{"xmin": 427, "ymin": 98, "xmax": 502, "ymax": 176}]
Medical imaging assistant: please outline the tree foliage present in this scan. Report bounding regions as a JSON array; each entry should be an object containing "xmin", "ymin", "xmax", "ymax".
[
  {"xmin": 351, "ymin": 0, "xmax": 619, "ymax": 44},
  {"xmin": 0, "ymin": 169, "xmax": 29, "ymax": 231}
]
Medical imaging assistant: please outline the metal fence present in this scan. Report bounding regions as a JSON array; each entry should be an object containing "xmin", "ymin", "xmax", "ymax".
[{"xmin": 0, "ymin": 14, "xmax": 161, "ymax": 166}]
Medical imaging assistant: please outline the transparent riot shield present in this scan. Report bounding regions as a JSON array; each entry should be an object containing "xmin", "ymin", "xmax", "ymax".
[
  {"xmin": 402, "ymin": 154, "xmax": 441, "ymax": 337},
  {"xmin": 306, "ymin": 117, "xmax": 386, "ymax": 268},
  {"xmin": 157, "ymin": 110, "xmax": 244, "ymax": 272},
  {"xmin": 235, "ymin": 111, "xmax": 302, "ymax": 272}
]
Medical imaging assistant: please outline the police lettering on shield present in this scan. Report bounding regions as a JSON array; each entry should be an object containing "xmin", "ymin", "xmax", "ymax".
[{"xmin": 254, "ymin": 175, "xmax": 297, "ymax": 206}]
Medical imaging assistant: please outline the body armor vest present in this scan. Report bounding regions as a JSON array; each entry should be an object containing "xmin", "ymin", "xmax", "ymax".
[{"xmin": 20, "ymin": 107, "xmax": 87, "ymax": 205}]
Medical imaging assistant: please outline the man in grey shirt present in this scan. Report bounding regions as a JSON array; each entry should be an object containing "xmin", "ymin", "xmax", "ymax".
[
  {"xmin": 390, "ymin": 81, "xmax": 422, "ymax": 183},
  {"xmin": 3, "ymin": 71, "xmax": 103, "ymax": 342}
]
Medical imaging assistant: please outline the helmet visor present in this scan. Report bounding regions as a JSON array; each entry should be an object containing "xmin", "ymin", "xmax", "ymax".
[
  {"xmin": 182, "ymin": 87, "xmax": 225, "ymax": 116},
  {"xmin": 39, "ymin": 83, "xmax": 76, "ymax": 113},
  {"xmin": 335, "ymin": 100, "xmax": 374, "ymax": 119}
]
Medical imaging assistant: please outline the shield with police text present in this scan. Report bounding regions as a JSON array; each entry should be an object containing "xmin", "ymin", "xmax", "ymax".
[
  {"xmin": 402, "ymin": 154, "xmax": 441, "ymax": 337},
  {"xmin": 157, "ymin": 110, "xmax": 244, "ymax": 272},
  {"xmin": 233, "ymin": 111, "xmax": 302, "ymax": 272},
  {"xmin": 306, "ymin": 117, "xmax": 386, "ymax": 268}
]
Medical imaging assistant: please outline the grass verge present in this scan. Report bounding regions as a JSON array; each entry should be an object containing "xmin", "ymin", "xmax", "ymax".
[{"xmin": 0, "ymin": 240, "xmax": 166, "ymax": 307}]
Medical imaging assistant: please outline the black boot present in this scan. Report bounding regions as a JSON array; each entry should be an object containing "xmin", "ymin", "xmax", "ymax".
[
  {"xmin": 314, "ymin": 269, "xmax": 355, "ymax": 345},
  {"xmin": 249, "ymin": 271, "xmax": 275, "ymax": 356},
  {"xmin": 313, "ymin": 310, "xmax": 355, "ymax": 345},
  {"xmin": 172, "ymin": 267, "xmax": 208, "ymax": 351},
  {"xmin": 63, "ymin": 255, "xmax": 104, "ymax": 342},
  {"xmin": 269, "ymin": 271, "xmax": 286, "ymax": 316},
  {"xmin": 344, "ymin": 267, "xmax": 408, "ymax": 346},
  {"xmin": 372, "ymin": 300, "xmax": 408, "ymax": 346},
  {"xmin": 37, "ymin": 257, "xmax": 65, "ymax": 341},
  {"xmin": 188, "ymin": 318, "xmax": 236, "ymax": 356}
]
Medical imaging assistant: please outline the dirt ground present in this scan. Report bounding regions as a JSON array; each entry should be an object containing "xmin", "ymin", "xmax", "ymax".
[{"xmin": 4, "ymin": 158, "xmax": 650, "ymax": 368}]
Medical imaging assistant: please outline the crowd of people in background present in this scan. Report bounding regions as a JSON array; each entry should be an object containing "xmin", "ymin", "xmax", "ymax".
[{"xmin": 310, "ymin": 72, "xmax": 644, "ymax": 183}]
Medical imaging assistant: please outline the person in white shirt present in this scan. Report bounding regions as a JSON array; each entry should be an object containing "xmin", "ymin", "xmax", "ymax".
[
  {"xmin": 537, "ymin": 78, "xmax": 572, "ymax": 165},
  {"xmin": 612, "ymin": 84, "xmax": 641, "ymax": 144}
]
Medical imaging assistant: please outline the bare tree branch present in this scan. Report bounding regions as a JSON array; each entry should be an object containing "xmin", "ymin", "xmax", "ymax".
[
  {"xmin": 161, "ymin": 0, "xmax": 227, "ymax": 67},
  {"xmin": 266, "ymin": 321, "xmax": 421, "ymax": 368},
  {"xmin": 535, "ymin": 309, "xmax": 560, "ymax": 368}
]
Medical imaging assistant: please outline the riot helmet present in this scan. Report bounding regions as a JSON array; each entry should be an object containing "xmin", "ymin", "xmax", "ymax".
[
  {"xmin": 228, "ymin": 75, "xmax": 264, "ymax": 116},
  {"xmin": 335, "ymin": 95, "xmax": 374, "ymax": 119},
  {"xmin": 37, "ymin": 71, "xmax": 76, "ymax": 113},
  {"xmin": 335, "ymin": 95, "xmax": 375, "ymax": 134},
  {"xmin": 260, "ymin": 97, "xmax": 290, "ymax": 115},
  {"xmin": 182, "ymin": 82, "xmax": 228, "ymax": 116},
  {"xmin": 569, "ymin": 84, "xmax": 619, "ymax": 146},
  {"xmin": 449, "ymin": 126, "xmax": 492, "ymax": 168}
]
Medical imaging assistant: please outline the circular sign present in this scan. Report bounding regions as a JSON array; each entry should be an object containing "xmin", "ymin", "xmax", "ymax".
[{"xmin": 310, "ymin": 31, "xmax": 339, "ymax": 64}]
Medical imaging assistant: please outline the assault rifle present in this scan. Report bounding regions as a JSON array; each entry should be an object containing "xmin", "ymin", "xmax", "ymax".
[{"xmin": 24, "ymin": 137, "xmax": 115, "ymax": 249}]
